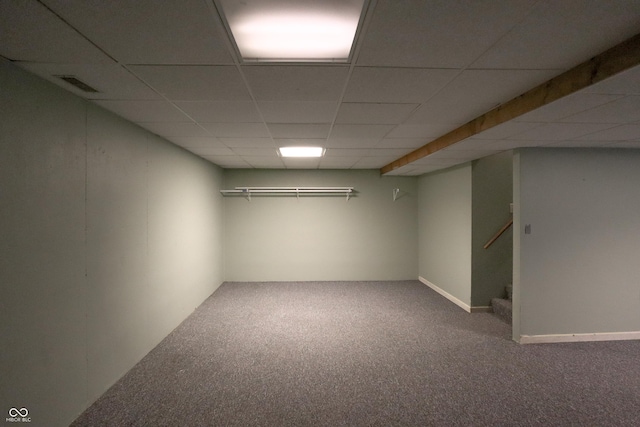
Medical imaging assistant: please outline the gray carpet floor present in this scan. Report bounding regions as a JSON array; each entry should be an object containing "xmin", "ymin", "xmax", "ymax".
[{"xmin": 71, "ymin": 281, "xmax": 640, "ymax": 426}]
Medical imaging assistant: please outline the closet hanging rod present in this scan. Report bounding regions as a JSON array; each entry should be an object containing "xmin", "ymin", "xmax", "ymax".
[
  {"xmin": 234, "ymin": 186, "xmax": 352, "ymax": 190},
  {"xmin": 220, "ymin": 186, "xmax": 355, "ymax": 201}
]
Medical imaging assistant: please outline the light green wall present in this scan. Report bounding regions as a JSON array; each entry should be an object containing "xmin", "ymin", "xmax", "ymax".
[
  {"xmin": 223, "ymin": 169, "xmax": 418, "ymax": 281},
  {"xmin": 418, "ymin": 164, "xmax": 472, "ymax": 306},
  {"xmin": 471, "ymin": 151, "xmax": 513, "ymax": 307},
  {"xmin": 1, "ymin": 60, "xmax": 88, "ymax": 427},
  {"xmin": 0, "ymin": 60, "xmax": 224, "ymax": 427},
  {"xmin": 514, "ymin": 148, "xmax": 640, "ymax": 339}
]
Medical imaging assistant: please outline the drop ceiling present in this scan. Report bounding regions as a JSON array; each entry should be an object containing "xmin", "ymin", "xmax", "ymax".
[{"xmin": 1, "ymin": 0, "xmax": 640, "ymax": 175}]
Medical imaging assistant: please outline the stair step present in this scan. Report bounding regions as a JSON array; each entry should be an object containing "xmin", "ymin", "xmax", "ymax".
[{"xmin": 491, "ymin": 298, "xmax": 512, "ymax": 324}]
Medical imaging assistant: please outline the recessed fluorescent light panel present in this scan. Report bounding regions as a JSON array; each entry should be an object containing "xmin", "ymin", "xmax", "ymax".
[
  {"xmin": 278, "ymin": 146, "xmax": 325, "ymax": 157},
  {"xmin": 217, "ymin": 0, "xmax": 366, "ymax": 62}
]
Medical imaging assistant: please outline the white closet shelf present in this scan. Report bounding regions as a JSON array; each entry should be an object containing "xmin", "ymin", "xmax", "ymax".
[{"xmin": 220, "ymin": 186, "xmax": 354, "ymax": 201}]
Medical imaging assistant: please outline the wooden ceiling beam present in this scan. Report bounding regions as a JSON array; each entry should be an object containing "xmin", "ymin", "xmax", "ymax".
[{"xmin": 380, "ymin": 32, "xmax": 640, "ymax": 175}]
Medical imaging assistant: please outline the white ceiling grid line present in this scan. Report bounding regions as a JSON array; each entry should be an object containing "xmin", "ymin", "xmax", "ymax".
[{"xmin": 1, "ymin": 0, "xmax": 639, "ymax": 174}]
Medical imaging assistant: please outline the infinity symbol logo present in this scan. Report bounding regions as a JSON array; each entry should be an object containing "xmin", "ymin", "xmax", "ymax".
[{"xmin": 8, "ymin": 407, "xmax": 28, "ymax": 417}]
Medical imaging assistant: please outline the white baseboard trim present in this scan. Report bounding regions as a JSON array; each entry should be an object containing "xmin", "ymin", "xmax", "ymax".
[
  {"xmin": 418, "ymin": 276, "xmax": 471, "ymax": 313},
  {"xmin": 470, "ymin": 306, "xmax": 492, "ymax": 313},
  {"xmin": 519, "ymin": 331, "xmax": 640, "ymax": 344}
]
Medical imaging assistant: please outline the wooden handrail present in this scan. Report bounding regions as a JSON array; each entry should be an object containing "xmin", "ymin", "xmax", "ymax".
[{"xmin": 483, "ymin": 219, "xmax": 513, "ymax": 249}]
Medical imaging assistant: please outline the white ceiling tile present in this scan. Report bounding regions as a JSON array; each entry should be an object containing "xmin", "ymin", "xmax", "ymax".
[
  {"xmin": 344, "ymin": 68, "xmax": 458, "ymax": 103},
  {"xmin": 483, "ymin": 139, "xmax": 551, "ymax": 150},
  {"xmin": 231, "ymin": 148, "xmax": 277, "ymax": 156},
  {"xmin": 514, "ymin": 93, "xmax": 624, "ymax": 122},
  {"xmin": 583, "ymin": 65, "xmax": 640, "ymax": 95},
  {"xmin": 267, "ymin": 124, "xmax": 331, "ymax": 139},
  {"xmin": 243, "ymin": 157, "xmax": 286, "ymax": 168},
  {"xmin": 472, "ymin": 122, "xmax": 542, "ymax": 140},
  {"xmin": 572, "ymin": 124, "xmax": 640, "ymax": 141},
  {"xmin": 543, "ymin": 140, "xmax": 619, "ymax": 148},
  {"xmin": 0, "ymin": 0, "xmax": 112, "ymax": 63},
  {"xmin": 384, "ymin": 165, "xmax": 419, "ymax": 176},
  {"xmin": 386, "ymin": 123, "xmax": 457, "ymax": 139},
  {"xmin": 273, "ymin": 139, "xmax": 327, "ymax": 148},
  {"xmin": 472, "ymin": 0, "xmax": 640, "ymax": 69},
  {"xmin": 137, "ymin": 122, "xmax": 210, "ymax": 137},
  {"xmin": 325, "ymin": 137, "xmax": 382, "ymax": 148},
  {"xmin": 42, "ymin": 0, "xmax": 233, "ymax": 64},
  {"xmin": 175, "ymin": 101, "xmax": 260, "ymax": 123},
  {"xmin": 325, "ymin": 149, "xmax": 370, "ymax": 157},
  {"xmin": 445, "ymin": 139, "xmax": 500, "ymax": 150},
  {"xmin": 404, "ymin": 101, "xmax": 494, "ymax": 125},
  {"xmin": 17, "ymin": 62, "xmax": 161, "ymax": 100},
  {"xmin": 510, "ymin": 123, "xmax": 616, "ymax": 140},
  {"xmin": 5, "ymin": 0, "xmax": 640, "ymax": 174},
  {"xmin": 169, "ymin": 137, "xmax": 223, "ymax": 148},
  {"xmin": 357, "ymin": 0, "xmax": 536, "ymax": 68},
  {"xmin": 129, "ymin": 66, "xmax": 250, "ymax": 101},
  {"xmin": 429, "ymin": 69, "xmax": 560, "ymax": 106},
  {"xmin": 94, "ymin": 100, "xmax": 191, "ymax": 123},
  {"xmin": 243, "ymin": 66, "xmax": 349, "ymax": 101},
  {"xmin": 560, "ymin": 96, "xmax": 640, "ymax": 123},
  {"xmin": 319, "ymin": 157, "xmax": 360, "ymax": 169},
  {"xmin": 335, "ymin": 103, "xmax": 418, "ymax": 124},
  {"xmin": 419, "ymin": 151, "xmax": 461, "ymax": 161},
  {"xmin": 412, "ymin": 157, "xmax": 465, "ymax": 167},
  {"xmin": 376, "ymin": 138, "xmax": 433, "ymax": 149},
  {"xmin": 258, "ymin": 102, "xmax": 338, "ymax": 123},
  {"xmin": 282, "ymin": 158, "xmax": 321, "ymax": 169},
  {"xmin": 202, "ymin": 123, "xmax": 270, "ymax": 138},
  {"xmin": 330, "ymin": 124, "xmax": 394, "ymax": 139},
  {"xmin": 188, "ymin": 146, "xmax": 235, "ymax": 156},
  {"xmin": 352, "ymin": 157, "xmax": 397, "ymax": 169},
  {"xmin": 204, "ymin": 156, "xmax": 251, "ymax": 168},
  {"xmin": 368, "ymin": 148, "xmax": 415, "ymax": 158},
  {"xmin": 218, "ymin": 138, "xmax": 276, "ymax": 148}
]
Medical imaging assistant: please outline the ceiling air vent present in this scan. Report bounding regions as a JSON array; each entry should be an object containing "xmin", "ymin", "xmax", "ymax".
[{"xmin": 55, "ymin": 75, "xmax": 99, "ymax": 93}]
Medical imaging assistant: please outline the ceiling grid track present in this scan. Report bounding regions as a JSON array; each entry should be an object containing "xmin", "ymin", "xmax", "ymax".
[
  {"xmin": 381, "ymin": 31, "xmax": 640, "ymax": 175},
  {"xmin": 36, "ymin": 0, "xmax": 219, "ymax": 142},
  {"xmin": 204, "ymin": 0, "xmax": 268, "ymax": 168},
  {"xmin": 325, "ymin": 0, "xmax": 378, "ymax": 168},
  {"xmin": 5, "ymin": 1, "xmax": 639, "ymax": 174}
]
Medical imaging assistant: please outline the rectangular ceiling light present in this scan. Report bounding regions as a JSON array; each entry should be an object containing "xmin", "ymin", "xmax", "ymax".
[
  {"xmin": 217, "ymin": 0, "xmax": 366, "ymax": 62},
  {"xmin": 278, "ymin": 146, "xmax": 325, "ymax": 157}
]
